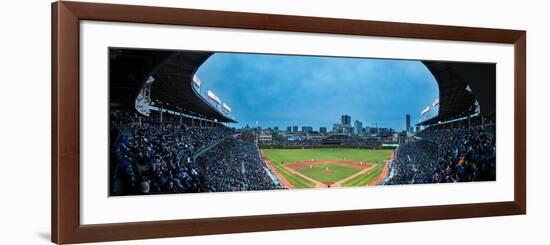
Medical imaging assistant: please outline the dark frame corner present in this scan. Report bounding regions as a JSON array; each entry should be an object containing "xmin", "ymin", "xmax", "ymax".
[{"xmin": 52, "ymin": 1, "xmax": 526, "ymax": 244}]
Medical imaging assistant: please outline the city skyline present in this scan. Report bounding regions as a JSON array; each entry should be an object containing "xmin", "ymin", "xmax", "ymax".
[
  {"xmin": 240, "ymin": 113, "xmax": 405, "ymax": 134},
  {"xmin": 196, "ymin": 52, "xmax": 438, "ymax": 131}
]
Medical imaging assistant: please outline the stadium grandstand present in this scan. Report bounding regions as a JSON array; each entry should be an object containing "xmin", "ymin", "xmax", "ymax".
[
  {"xmin": 109, "ymin": 48, "xmax": 497, "ymax": 195},
  {"xmin": 109, "ymin": 48, "xmax": 282, "ymax": 195},
  {"xmin": 384, "ymin": 61, "xmax": 496, "ymax": 185},
  {"xmin": 262, "ymin": 133, "xmax": 386, "ymax": 148}
]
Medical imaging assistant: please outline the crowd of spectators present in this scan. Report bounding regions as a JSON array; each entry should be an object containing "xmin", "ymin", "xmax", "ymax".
[
  {"xmin": 387, "ymin": 127, "xmax": 496, "ymax": 185},
  {"xmin": 342, "ymin": 139, "xmax": 383, "ymax": 148},
  {"xmin": 385, "ymin": 140, "xmax": 438, "ymax": 184},
  {"xmin": 269, "ymin": 139, "xmax": 322, "ymax": 147},
  {"xmin": 110, "ymin": 112, "xmax": 234, "ymax": 195},
  {"xmin": 267, "ymin": 138, "xmax": 382, "ymax": 148},
  {"xmin": 196, "ymin": 138, "xmax": 280, "ymax": 192}
]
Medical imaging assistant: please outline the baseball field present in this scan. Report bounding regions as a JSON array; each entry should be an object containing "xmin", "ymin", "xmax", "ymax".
[{"xmin": 261, "ymin": 148, "xmax": 393, "ymax": 189}]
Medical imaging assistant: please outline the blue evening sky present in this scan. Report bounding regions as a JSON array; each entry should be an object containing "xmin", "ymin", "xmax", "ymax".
[{"xmin": 196, "ymin": 53, "xmax": 438, "ymax": 132}]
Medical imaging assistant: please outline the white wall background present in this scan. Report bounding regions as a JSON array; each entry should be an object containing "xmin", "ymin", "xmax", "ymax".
[{"xmin": 0, "ymin": 0, "xmax": 547, "ymax": 244}]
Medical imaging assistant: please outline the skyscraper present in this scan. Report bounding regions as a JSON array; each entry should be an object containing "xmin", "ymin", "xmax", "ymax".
[
  {"xmin": 406, "ymin": 114, "xmax": 411, "ymax": 133},
  {"xmin": 292, "ymin": 126, "xmax": 299, "ymax": 132},
  {"xmin": 354, "ymin": 120, "xmax": 363, "ymax": 136},
  {"xmin": 319, "ymin": 127, "xmax": 327, "ymax": 134},
  {"xmin": 364, "ymin": 126, "xmax": 371, "ymax": 136},
  {"xmin": 341, "ymin": 114, "xmax": 351, "ymax": 126}
]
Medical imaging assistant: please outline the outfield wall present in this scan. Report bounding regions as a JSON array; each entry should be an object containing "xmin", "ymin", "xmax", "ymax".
[{"xmin": 258, "ymin": 145, "xmax": 397, "ymax": 150}]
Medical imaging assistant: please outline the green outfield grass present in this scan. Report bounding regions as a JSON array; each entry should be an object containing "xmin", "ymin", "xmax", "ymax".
[
  {"xmin": 263, "ymin": 148, "xmax": 392, "ymax": 188},
  {"xmin": 341, "ymin": 160, "xmax": 385, "ymax": 187},
  {"xmin": 263, "ymin": 148, "xmax": 392, "ymax": 164},
  {"xmin": 297, "ymin": 164, "xmax": 359, "ymax": 183},
  {"xmin": 271, "ymin": 162, "xmax": 315, "ymax": 188}
]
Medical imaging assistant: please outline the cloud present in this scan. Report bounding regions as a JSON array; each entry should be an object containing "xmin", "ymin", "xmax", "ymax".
[{"xmin": 196, "ymin": 53, "xmax": 438, "ymax": 131}]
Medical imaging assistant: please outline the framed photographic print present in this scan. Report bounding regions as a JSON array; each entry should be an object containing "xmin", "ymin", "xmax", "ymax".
[{"xmin": 52, "ymin": 1, "xmax": 526, "ymax": 244}]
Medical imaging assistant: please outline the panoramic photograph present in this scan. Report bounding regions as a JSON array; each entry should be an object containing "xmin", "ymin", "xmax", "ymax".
[{"xmin": 109, "ymin": 48, "xmax": 496, "ymax": 196}]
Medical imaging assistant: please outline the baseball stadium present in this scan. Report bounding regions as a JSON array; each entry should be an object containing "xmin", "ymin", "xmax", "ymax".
[{"xmin": 109, "ymin": 48, "xmax": 496, "ymax": 196}]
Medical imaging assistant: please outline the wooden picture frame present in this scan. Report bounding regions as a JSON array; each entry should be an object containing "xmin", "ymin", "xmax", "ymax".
[{"xmin": 51, "ymin": 1, "xmax": 526, "ymax": 244}]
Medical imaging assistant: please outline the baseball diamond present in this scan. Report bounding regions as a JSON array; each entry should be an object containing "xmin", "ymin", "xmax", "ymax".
[{"xmin": 261, "ymin": 148, "xmax": 393, "ymax": 188}]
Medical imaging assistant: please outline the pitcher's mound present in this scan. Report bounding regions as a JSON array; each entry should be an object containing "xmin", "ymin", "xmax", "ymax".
[{"xmin": 324, "ymin": 169, "xmax": 335, "ymax": 175}]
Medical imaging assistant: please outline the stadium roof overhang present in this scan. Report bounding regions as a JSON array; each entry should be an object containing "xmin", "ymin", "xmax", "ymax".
[
  {"xmin": 110, "ymin": 49, "xmax": 235, "ymax": 123},
  {"xmin": 418, "ymin": 61, "xmax": 496, "ymax": 126},
  {"xmin": 110, "ymin": 49, "xmax": 494, "ymax": 126}
]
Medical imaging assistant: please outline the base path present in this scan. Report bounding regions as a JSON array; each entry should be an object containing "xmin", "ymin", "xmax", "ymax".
[
  {"xmin": 284, "ymin": 160, "xmax": 372, "ymax": 171},
  {"xmin": 280, "ymin": 165, "xmax": 326, "ymax": 188},
  {"xmin": 369, "ymin": 151, "xmax": 395, "ymax": 186},
  {"xmin": 369, "ymin": 161, "xmax": 389, "ymax": 186},
  {"xmin": 331, "ymin": 165, "xmax": 375, "ymax": 188},
  {"xmin": 282, "ymin": 160, "xmax": 374, "ymax": 188}
]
